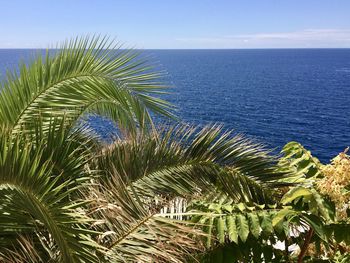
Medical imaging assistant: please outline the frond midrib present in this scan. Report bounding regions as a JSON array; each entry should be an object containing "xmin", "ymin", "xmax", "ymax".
[
  {"xmin": 108, "ymin": 212, "xmax": 154, "ymax": 249},
  {"xmin": 0, "ymin": 181, "xmax": 74, "ymax": 262},
  {"xmin": 10, "ymin": 72, "xmax": 113, "ymax": 134}
]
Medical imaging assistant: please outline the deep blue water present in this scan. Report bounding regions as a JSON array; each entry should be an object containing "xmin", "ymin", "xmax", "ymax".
[{"xmin": 1, "ymin": 49, "xmax": 350, "ymax": 163}]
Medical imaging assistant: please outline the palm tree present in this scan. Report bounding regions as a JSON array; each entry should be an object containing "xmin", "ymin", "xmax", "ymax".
[{"xmin": 0, "ymin": 36, "xmax": 289, "ymax": 262}]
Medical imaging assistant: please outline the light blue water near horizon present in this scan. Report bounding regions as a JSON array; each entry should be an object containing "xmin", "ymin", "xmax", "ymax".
[{"xmin": 0, "ymin": 49, "xmax": 349, "ymax": 163}]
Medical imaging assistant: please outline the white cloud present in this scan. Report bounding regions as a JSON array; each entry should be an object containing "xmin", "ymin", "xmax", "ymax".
[{"xmin": 175, "ymin": 29, "xmax": 350, "ymax": 48}]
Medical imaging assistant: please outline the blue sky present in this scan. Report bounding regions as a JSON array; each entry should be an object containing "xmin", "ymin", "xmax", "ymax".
[{"xmin": 1, "ymin": 0, "xmax": 350, "ymax": 48}]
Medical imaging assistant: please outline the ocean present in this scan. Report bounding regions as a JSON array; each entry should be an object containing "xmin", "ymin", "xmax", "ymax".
[{"xmin": 1, "ymin": 49, "xmax": 350, "ymax": 163}]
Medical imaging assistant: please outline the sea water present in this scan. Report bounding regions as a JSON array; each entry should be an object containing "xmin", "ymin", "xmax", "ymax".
[{"xmin": 1, "ymin": 49, "xmax": 349, "ymax": 162}]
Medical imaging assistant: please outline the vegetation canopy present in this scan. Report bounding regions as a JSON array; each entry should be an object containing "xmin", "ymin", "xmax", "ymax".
[{"xmin": 0, "ymin": 36, "xmax": 349, "ymax": 262}]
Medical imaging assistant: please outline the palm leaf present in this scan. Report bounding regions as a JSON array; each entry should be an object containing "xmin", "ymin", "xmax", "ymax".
[
  {"xmin": 99, "ymin": 125, "xmax": 289, "ymax": 205},
  {"xmin": 85, "ymin": 170, "xmax": 202, "ymax": 262},
  {"xmin": 0, "ymin": 36, "xmax": 174, "ymax": 136},
  {"xmin": 0, "ymin": 122, "xmax": 103, "ymax": 262},
  {"xmin": 0, "ymin": 235, "xmax": 43, "ymax": 263}
]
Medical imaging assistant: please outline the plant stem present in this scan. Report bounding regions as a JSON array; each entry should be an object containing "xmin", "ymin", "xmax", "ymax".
[
  {"xmin": 285, "ymin": 237, "xmax": 290, "ymax": 262},
  {"xmin": 298, "ymin": 229, "xmax": 314, "ymax": 263}
]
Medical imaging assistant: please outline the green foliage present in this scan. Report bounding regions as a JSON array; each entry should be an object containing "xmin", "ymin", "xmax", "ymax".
[
  {"xmin": 331, "ymin": 251, "xmax": 350, "ymax": 263},
  {"xmin": 1, "ymin": 35, "xmax": 349, "ymax": 262},
  {"xmin": 187, "ymin": 195, "xmax": 290, "ymax": 249},
  {"xmin": 279, "ymin": 141, "xmax": 324, "ymax": 182},
  {"xmin": 189, "ymin": 199, "xmax": 293, "ymax": 262},
  {"xmin": 281, "ymin": 187, "xmax": 335, "ymax": 222},
  {"xmin": 0, "ymin": 35, "xmax": 291, "ymax": 262},
  {"xmin": 99, "ymin": 125, "xmax": 287, "ymax": 205},
  {"xmin": 0, "ymin": 36, "xmax": 185, "ymax": 262},
  {"xmin": 85, "ymin": 172, "xmax": 201, "ymax": 262},
  {"xmin": 0, "ymin": 36, "xmax": 174, "ymax": 136},
  {"xmin": 0, "ymin": 121, "xmax": 102, "ymax": 262},
  {"xmin": 325, "ymin": 224, "xmax": 350, "ymax": 245},
  {"xmin": 190, "ymin": 141, "xmax": 350, "ymax": 263},
  {"xmin": 196, "ymin": 241, "xmax": 286, "ymax": 263}
]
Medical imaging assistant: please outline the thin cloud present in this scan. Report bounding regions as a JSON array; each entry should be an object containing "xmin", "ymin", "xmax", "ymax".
[
  {"xmin": 235, "ymin": 29, "xmax": 350, "ymax": 40},
  {"xmin": 176, "ymin": 29, "xmax": 350, "ymax": 48}
]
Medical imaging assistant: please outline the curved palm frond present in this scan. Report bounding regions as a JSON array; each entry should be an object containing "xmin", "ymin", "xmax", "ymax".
[
  {"xmin": 98, "ymin": 125, "xmax": 290, "ymax": 205},
  {"xmin": 85, "ymin": 171, "xmax": 202, "ymax": 263},
  {"xmin": 0, "ymin": 36, "xmax": 174, "ymax": 136},
  {"xmin": 0, "ymin": 122, "xmax": 103, "ymax": 263}
]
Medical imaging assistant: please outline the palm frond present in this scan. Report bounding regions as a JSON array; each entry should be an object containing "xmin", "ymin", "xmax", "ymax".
[
  {"xmin": 86, "ymin": 170, "xmax": 202, "ymax": 262},
  {"xmin": 0, "ymin": 36, "xmax": 174, "ymax": 136},
  {"xmin": 0, "ymin": 235, "xmax": 43, "ymax": 263},
  {"xmin": 99, "ymin": 125, "xmax": 290, "ymax": 204},
  {"xmin": 0, "ymin": 122, "xmax": 103, "ymax": 262}
]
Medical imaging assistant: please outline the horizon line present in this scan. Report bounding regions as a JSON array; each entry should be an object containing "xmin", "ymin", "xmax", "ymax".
[{"xmin": 1, "ymin": 47, "xmax": 350, "ymax": 50}]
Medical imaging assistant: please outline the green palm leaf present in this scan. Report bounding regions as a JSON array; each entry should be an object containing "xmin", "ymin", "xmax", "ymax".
[
  {"xmin": 0, "ymin": 122, "xmax": 103, "ymax": 262},
  {"xmin": 0, "ymin": 36, "xmax": 174, "ymax": 136},
  {"xmin": 86, "ymin": 171, "xmax": 201, "ymax": 262},
  {"xmin": 99, "ymin": 125, "xmax": 289, "ymax": 204}
]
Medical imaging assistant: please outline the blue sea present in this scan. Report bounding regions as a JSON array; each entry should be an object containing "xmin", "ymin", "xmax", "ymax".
[{"xmin": 1, "ymin": 49, "xmax": 350, "ymax": 163}]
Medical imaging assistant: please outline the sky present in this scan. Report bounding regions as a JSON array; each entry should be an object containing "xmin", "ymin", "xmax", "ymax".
[{"xmin": 1, "ymin": 0, "xmax": 350, "ymax": 49}]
